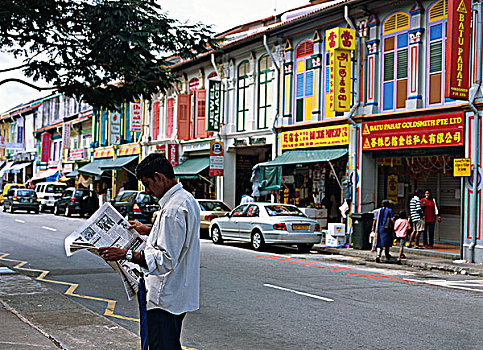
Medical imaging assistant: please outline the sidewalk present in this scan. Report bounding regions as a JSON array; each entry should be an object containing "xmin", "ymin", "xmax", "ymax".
[
  {"xmin": 0, "ymin": 265, "xmax": 140, "ymax": 350},
  {"xmin": 313, "ymin": 243, "xmax": 483, "ymax": 277}
]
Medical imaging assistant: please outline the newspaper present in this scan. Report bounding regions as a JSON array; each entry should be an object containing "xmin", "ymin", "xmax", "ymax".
[{"xmin": 64, "ymin": 203, "xmax": 146, "ymax": 300}]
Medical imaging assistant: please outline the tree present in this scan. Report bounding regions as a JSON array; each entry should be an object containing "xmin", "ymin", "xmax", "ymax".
[{"xmin": 0, "ymin": 0, "xmax": 215, "ymax": 108}]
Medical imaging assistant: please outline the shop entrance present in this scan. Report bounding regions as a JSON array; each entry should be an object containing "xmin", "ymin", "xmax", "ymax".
[
  {"xmin": 235, "ymin": 146, "xmax": 271, "ymax": 205},
  {"xmin": 376, "ymin": 148, "xmax": 463, "ymax": 244}
]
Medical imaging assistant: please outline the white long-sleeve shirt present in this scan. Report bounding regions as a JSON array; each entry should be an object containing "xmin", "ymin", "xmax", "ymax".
[{"xmin": 142, "ymin": 183, "xmax": 200, "ymax": 314}]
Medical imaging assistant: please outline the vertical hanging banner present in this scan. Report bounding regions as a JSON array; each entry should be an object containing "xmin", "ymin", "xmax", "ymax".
[
  {"xmin": 167, "ymin": 143, "xmax": 179, "ymax": 168},
  {"xmin": 325, "ymin": 27, "xmax": 356, "ymax": 112},
  {"xmin": 130, "ymin": 99, "xmax": 143, "ymax": 132},
  {"xmin": 207, "ymin": 80, "xmax": 221, "ymax": 131},
  {"xmin": 209, "ymin": 141, "xmax": 224, "ymax": 177},
  {"xmin": 445, "ymin": 0, "xmax": 472, "ymax": 100},
  {"xmin": 41, "ymin": 132, "xmax": 51, "ymax": 162},
  {"xmin": 62, "ymin": 123, "xmax": 71, "ymax": 149},
  {"xmin": 110, "ymin": 111, "xmax": 121, "ymax": 145},
  {"xmin": 387, "ymin": 175, "xmax": 398, "ymax": 204}
]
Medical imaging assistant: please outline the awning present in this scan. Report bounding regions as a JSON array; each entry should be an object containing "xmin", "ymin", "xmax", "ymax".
[
  {"xmin": 0, "ymin": 161, "xmax": 15, "ymax": 177},
  {"xmin": 9, "ymin": 162, "xmax": 31, "ymax": 173},
  {"xmin": 174, "ymin": 157, "xmax": 209, "ymax": 179},
  {"xmin": 99, "ymin": 155, "xmax": 138, "ymax": 171},
  {"xmin": 78, "ymin": 159, "xmax": 113, "ymax": 177},
  {"xmin": 31, "ymin": 168, "xmax": 60, "ymax": 181},
  {"xmin": 260, "ymin": 148, "xmax": 348, "ymax": 167},
  {"xmin": 65, "ymin": 169, "xmax": 79, "ymax": 178}
]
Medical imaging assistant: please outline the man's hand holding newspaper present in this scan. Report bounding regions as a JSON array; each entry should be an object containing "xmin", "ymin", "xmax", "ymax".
[{"xmin": 64, "ymin": 203, "xmax": 148, "ymax": 300}]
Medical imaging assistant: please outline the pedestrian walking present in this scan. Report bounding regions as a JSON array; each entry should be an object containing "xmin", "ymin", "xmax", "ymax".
[
  {"xmin": 394, "ymin": 210, "xmax": 410, "ymax": 264},
  {"xmin": 421, "ymin": 189, "xmax": 441, "ymax": 248},
  {"xmin": 99, "ymin": 153, "xmax": 200, "ymax": 349},
  {"xmin": 371, "ymin": 199, "xmax": 395, "ymax": 263},
  {"xmin": 408, "ymin": 189, "xmax": 425, "ymax": 248},
  {"xmin": 240, "ymin": 188, "xmax": 255, "ymax": 205}
]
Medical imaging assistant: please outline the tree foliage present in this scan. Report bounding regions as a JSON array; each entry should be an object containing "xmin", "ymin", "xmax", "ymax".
[{"xmin": 0, "ymin": 0, "xmax": 215, "ymax": 108}]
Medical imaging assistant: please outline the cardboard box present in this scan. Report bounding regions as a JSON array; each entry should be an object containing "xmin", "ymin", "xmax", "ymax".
[
  {"xmin": 328, "ymin": 223, "xmax": 345, "ymax": 236},
  {"xmin": 302, "ymin": 208, "xmax": 317, "ymax": 218},
  {"xmin": 316, "ymin": 218, "xmax": 328, "ymax": 229},
  {"xmin": 326, "ymin": 233, "xmax": 346, "ymax": 247},
  {"xmin": 314, "ymin": 209, "xmax": 328, "ymax": 218}
]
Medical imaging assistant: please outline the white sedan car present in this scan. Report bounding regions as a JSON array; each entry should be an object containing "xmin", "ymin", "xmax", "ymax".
[{"xmin": 209, "ymin": 202, "xmax": 322, "ymax": 252}]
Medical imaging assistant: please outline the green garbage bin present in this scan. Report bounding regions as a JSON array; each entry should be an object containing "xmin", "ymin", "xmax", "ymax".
[{"xmin": 351, "ymin": 212, "xmax": 374, "ymax": 250}]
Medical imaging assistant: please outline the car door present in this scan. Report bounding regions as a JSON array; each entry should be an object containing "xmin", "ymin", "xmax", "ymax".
[
  {"xmin": 59, "ymin": 189, "xmax": 73, "ymax": 211},
  {"xmin": 237, "ymin": 204, "xmax": 260, "ymax": 241},
  {"xmin": 222, "ymin": 204, "xmax": 248, "ymax": 239}
]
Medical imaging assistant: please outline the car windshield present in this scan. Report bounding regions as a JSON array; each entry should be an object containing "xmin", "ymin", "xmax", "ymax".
[
  {"xmin": 138, "ymin": 193, "xmax": 157, "ymax": 204},
  {"xmin": 264, "ymin": 205, "xmax": 305, "ymax": 217},
  {"xmin": 17, "ymin": 190, "xmax": 35, "ymax": 197},
  {"xmin": 74, "ymin": 190, "xmax": 89, "ymax": 198},
  {"xmin": 46, "ymin": 185, "xmax": 64, "ymax": 193},
  {"xmin": 198, "ymin": 201, "xmax": 230, "ymax": 211},
  {"xmin": 121, "ymin": 192, "xmax": 138, "ymax": 202}
]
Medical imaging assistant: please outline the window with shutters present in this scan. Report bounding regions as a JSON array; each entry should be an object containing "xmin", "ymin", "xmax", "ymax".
[
  {"xmin": 166, "ymin": 97, "xmax": 174, "ymax": 139},
  {"xmin": 382, "ymin": 12, "xmax": 410, "ymax": 111},
  {"xmin": 427, "ymin": 0, "xmax": 450, "ymax": 106},
  {"xmin": 295, "ymin": 40, "xmax": 314, "ymax": 122},
  {"xmin": 177, "ymin": 94, "xmax": 191, "ymax": 140},
  {"xmin": 152, "ymin": 101, "xmax": 160, "ymax": 141},
  {"xmin": 194, "ymin": 89, "xmax": 207, "ymax": 138},
  {"xmin": 237, "ymin": 61, "xmax": 250, "ymax": 132},
  {"xmin": 258, "ymin": 55, "xmax": 272, "ymax": 129}
]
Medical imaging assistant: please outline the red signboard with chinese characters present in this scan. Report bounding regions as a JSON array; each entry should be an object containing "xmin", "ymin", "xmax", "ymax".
[
  {"xmin": 445, "ymin": 0, "xmax": 472, "ymax": 100},
  {"xmin": 41, "ymin": 132, "xmax": 51, "ymax": 162},
  {"xmin": 167, "ymin": 143, "xmax": 179, "ymax": 168},
  {"xmin": 361, "ymin": 113, "xmax": 464, "ymax": 151}
]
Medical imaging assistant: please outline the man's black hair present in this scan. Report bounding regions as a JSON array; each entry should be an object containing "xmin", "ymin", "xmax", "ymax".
[
  {"xmin": 381, "ymin": 199, "xmax": 390, "ymax": 207},
  {"xmin": 415, "ymin": 189, "xmax": 424, "ymax": 197},
  {"xmin": 136, "ymin": 153, "xmax": 175, "ymax": 180}
]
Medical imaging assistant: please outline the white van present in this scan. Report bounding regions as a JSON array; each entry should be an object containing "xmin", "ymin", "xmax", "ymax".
[{"xmin": 34, "ymin": 182, "xmax": 67, "ymax": 212}]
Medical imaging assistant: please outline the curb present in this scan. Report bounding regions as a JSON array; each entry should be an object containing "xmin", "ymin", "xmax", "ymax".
[{"xmin": 313, "ymin": 246, "xmax": 483, "ymax": 277}]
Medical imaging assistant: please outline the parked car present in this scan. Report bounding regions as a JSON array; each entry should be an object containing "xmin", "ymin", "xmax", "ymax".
[
  {"xmin": 197, "ymin": 199, "xmax": 231, "ymax": 230},
  {"xmin": 110, "ymin": 191, "xmax": 159, "ymax": 223},
  {"xmin": 34, "ymin": 182, "xmax": 67, "ymax": 212},
  {"xmin": 53, "ymin": 188, "xmax": 99, "ymax": 217},
  {"xmin": 151, "ymin": 199, "xmax": 231, "ymax": 236},
  {"xmin": 209, "ymin": 203, "xmax": 322, "ymax": 252},
  {"xmin": 2, "ymin": 188, "xmax": 40, "ymax": 213},
  {"xmin": 0, "ymin": 183, "xmax": 26, "ymax": 205}
]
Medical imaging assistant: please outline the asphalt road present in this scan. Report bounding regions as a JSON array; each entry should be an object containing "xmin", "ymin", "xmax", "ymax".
[{"xmin": 0, "ymin": 210, "xmax": 482, "ymax": 349}]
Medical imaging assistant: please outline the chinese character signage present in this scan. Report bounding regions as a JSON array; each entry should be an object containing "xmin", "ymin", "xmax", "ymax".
[
  {"xmin": 68, "ymin": 148, "xmax": 85, "ymax": 161},
  {"xmin": 167, "ymin": 143, "xmax": 179, "ymax": 168},
  {"xmin": 130, "ymin": 99, "xmax": 143, "ymax": 132},
  {"xmin": 325, "ymin": 27, "xmax": 356, "ymax": 50},
  {"xmin": 209, "ymin": 141, "xmax": 224, "ymax": 177},
  {"xmin": 208, "ymin": 80, "xmax": 221, "ymax": 131},
  {"xmin": 62, "ymin": 123, "xmax": 71, "ymax": 149},
  {"xmin": 41, "ymin": 132, "xmax": 51, "ymax": 162},
  {"xmin": 453, "ymin": 158, "xmax": 471, "ymax": 177},
  {"xmin": 387, "ymin": 175, "xmax": 398, "ymax": 204},
  {"xmin": 328, "ymin": 49, "xmax": 352, "ymax": 111},
  {"xmin": 282, "ymin": 125, "xmax": 349, "ymax": 150},
  {"xmin": 110, "ymin": 111, "xmax": 121, "ymax": 145},
  {"xmin": 445, "ymin": 0, "xmax": 471, "ymax": 100},
  {"xmin": 362, "ymin": 113, "xmax": 464, "ymax": 151},
  {"xmin": 0, "ymin": 136, "xmax": 5, "ymax": 149}
]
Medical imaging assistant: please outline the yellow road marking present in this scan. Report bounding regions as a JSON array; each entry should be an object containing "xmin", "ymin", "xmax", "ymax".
[
  {"xmin": 0, "ymin": 252, "xmax": 200, "ymax": 349},
  {"xmin": 0, "ymin": 252, "xmax": 138, "ymax": 322}
]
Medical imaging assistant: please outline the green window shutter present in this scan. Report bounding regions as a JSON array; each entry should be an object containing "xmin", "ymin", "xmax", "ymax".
[
  {"xmin": 397, "ymin": 49, "xmax": 408, "ymax": 79},
  {"xmin": 430, "ymin": 41, "xmax": 443, "ymax": 73},
  {"xmin": 384, "ymin": 52, "xmax": 395, "ymax": 81}
]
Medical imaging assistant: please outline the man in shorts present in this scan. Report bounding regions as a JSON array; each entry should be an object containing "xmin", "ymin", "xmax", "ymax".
[{"xmin": 408, "ymin": 189, "xmax": 424, "ymax": 248}]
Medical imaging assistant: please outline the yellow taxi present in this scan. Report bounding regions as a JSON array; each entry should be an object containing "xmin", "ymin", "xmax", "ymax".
[{"xmin": 0, "ymin": 183, "xmax": 26, "ymax": 205}]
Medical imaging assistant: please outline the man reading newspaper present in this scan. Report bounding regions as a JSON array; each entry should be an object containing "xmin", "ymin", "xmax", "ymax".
[{"xmin": 99, "ymin": 153, "xmax": 201, "ymax": 349}]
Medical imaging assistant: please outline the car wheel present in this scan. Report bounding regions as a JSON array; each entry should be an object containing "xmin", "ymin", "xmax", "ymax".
[
  {"xmin": 251, "ymin": 230, "xmax": 265, "ymax": 251},
  {"xmin": 39, "ymin": 204, "xmax": 44, "ymax": 213},
  {"xmin": 34, "ymin": 208, "xmax": 40, "ymax": 214},
  {"xmin": 53, "ymin": 205, "xmax": 59, "ymax": 215},
  {"xmin": 297, "ymin": 243, "xmax": 314, "ymax": 253},
  {"xmin": 8, "ymin": 205, "xmax": 14, "ymax": 213},
  {"xmin": 211, "ymin": 226, "xmax": 223, "ymax": 244},
  {"xmin": 65, "ymin": 206, "xmax": 71, "ymax": 217}
]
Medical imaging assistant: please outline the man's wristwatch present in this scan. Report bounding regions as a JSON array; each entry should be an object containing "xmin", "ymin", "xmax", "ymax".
[{"xmin": 125, "ymin": 250, "xmax": 133, "ymax": 262}]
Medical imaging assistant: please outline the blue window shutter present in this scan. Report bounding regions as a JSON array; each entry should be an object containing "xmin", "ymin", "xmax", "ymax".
[
  {"xmin": 325, "ymin": 66, "xmax": 330, "ymax": 93},
  {"xmin": 296, "ymin": 73, "xmax": 304, "ymax": 98},
  {"xmin": 430, "ymin": 24, "xmax": 443, "ymax": 41},
  {"xmin": 124, "ymin": 103, "xmax": 132, "ymax": 142},
  {"xmin": 397, "ymin": 33, "xmax": 408, "ymax": 48},
  {"xmin": 383, "ymin": 82, "xmax": 394, "ymax": 110},
  {"xmin": 101, "ymin": 110, "xmax": 108, "ymax": 146},
  {"xmin": 305, "ymin": 71, "xmax": 314, "ymax": 96}
]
